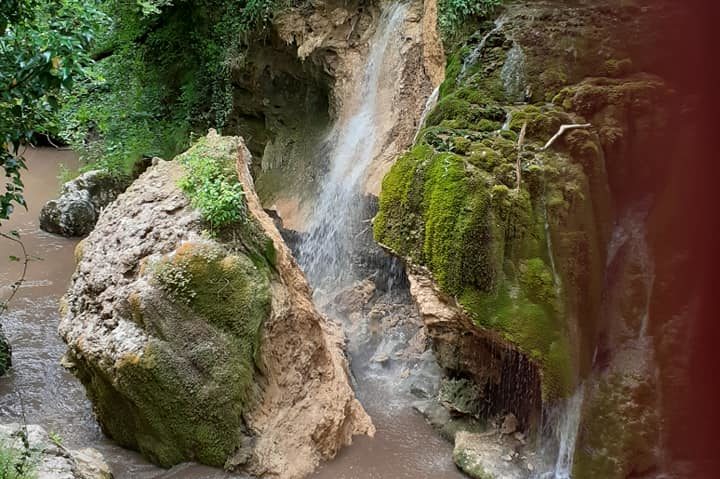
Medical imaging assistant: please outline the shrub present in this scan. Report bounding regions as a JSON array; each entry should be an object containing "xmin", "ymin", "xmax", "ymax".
[
  {"xmin": 177, "ymin": 138, "xmax": 247, "ymax": 231},
  {"xmin": 0, "ymin": 439, "xmax": 36, "ymax": 479},
  {"xmin": 438, "ymin": 0, "xmax": 503, "ymax": 38}
]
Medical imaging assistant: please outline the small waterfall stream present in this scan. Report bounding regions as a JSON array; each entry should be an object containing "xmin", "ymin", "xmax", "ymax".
[
  {"xmin": 298, "ymin": 2, "xmax": 408, "ymax": 291},
  {"xmin": 458, "ymin": 17, "xmax": 506, "ymax": 83},
  {"xmin": 295, "ymin": 2, "xmax": 463, "ymax": 478},
  {"xmin": 413, "ymin": 85, "xmax": 439, "ymax": 143},
  {"xmin": 549, "ymin": 387, "xmax": 585, "ymax": 479}
]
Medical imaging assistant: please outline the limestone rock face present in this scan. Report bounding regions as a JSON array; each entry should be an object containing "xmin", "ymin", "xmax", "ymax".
[
  {"xmin": 0, "ymin": 423, "xmax": 113, "ymax": 479},
  {"xmin": 59, "ymin": 133, "xmax": 372, "ymax": 478},
  {"xmin": 406, "ymin": 270, "xmax": 542, "ymax": 428},
  {"xmin": 39, "ymin": 170, "xmax": 129, "ymax": 237}
]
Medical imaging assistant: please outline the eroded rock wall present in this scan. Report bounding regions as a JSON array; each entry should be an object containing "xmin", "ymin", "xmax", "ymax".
[
  {"xmin": 374, "ymin": 1, "xmax": 694, "ymax": 477},
  {"xmin": 229, "ymin": 0, "xmax": 444, "ymax": 229}
]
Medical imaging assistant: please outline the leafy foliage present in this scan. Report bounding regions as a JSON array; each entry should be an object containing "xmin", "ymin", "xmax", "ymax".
[
  {"xmin": 177, "ymin": 137, "xmax": 247, "ymax": 231},
  {"xmin": 438, "ymin": 0, "xmax": 502, "ymax": 39},
  {"xmin": 0, "ymin": 438, "xmax": 37, "ymax": 479},
  {"xmin": 0, "ymin": 0, "xmax": 102, "ymax": 223},
  {"xmin": 58, "ymin": 0, "xmax": 294, "ymax": 177}
]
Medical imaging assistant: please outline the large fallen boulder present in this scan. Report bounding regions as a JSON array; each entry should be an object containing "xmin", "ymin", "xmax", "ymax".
[
  {"xmin": 40, "ymin": 170, "xmax": 129, "ymax": 237},
  {"xmin": 59, "ymin": 132, "xmax": 372, "ymax": 478},
  {"xmin": 0, "ymin": 423, "xmax": 112, "ymax": 479}
]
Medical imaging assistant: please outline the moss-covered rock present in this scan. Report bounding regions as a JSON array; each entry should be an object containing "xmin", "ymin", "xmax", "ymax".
[
  {"xmin": 375, "ymin": 126, "xmax": 591, "ymax": 400},
  {"xmin": 573, "ymin": 373, "xmax": 659, "ymax": 478},
  {"xmin": 62, "ymin": 150, "xmax": 274, "ymax": 467},
  {"xmin": 60, "ymin": 134, "xmax": 373, "ymax": 475}
]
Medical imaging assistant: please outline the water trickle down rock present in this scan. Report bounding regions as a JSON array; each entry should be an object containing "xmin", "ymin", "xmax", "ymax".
[{"xmin": 59, "ymin": 132, "xmax": 372, "ymax": 478}]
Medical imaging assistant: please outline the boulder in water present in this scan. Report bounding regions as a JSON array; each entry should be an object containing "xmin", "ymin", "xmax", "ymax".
[
  {"xmin": 453, "ymin": 431, "xmax": 528, "ymax": 479},
  {"xmin": 39, "ymin": 170, "xmax": 129, "ymax": 237},
  {"xmin": 59, "ymin": 132, "xmax": 372, "ymax": 477},
  {"xmin": 0, "ymin": 423, "xmax": 113, "ymax": 479}
]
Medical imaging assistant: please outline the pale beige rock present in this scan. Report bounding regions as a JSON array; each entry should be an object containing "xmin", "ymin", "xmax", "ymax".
[{"xmin": 234, "ymin": 132, "xmax": 374, "ymax": 479}]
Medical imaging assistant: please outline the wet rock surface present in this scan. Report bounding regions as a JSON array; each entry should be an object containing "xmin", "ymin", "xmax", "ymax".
[
  {"xmin": 59, "ymin": 133, "xmax": 372, "ymax": 478},
  {"xmin": 39, "ymin": 170, "xmax": 129, "ymax": 237},
  {"xmin": 0, "ymin": 423, "xmax": 112, "ymax": 479}
]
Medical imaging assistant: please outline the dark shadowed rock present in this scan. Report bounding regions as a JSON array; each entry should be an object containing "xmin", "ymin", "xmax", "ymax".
[
  {"xmin": 0, "ymin": 326, "xmax": 10, "ymax": 376},
  {"xmin": 39, "ymin": 170, "xmax": 129, "ymax": 237}
]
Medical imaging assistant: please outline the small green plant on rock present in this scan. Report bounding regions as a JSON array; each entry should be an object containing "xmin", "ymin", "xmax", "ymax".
[
  {"xmin": 439, "ymin": 0, "xmax": 503, "ymax": 39},
  {"xmin": 0, "ymin": 440, "xmax": 37, "ymax": 479},
  {"xmin": 177, "ymin": 137, "xmax": 247, "ymax": 232}
]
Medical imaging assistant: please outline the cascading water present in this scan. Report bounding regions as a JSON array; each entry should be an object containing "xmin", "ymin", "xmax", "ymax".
[
  {"xmin": 413, "ymin": 85, "xmax": 440, "ymax": 143},
  {"xmin": 501, "ymin": 42, "xmax": 527, "ymax": 103},
  {"xmin": 298, "ymin": 2, "xmax": 409, "ymax": 292},
  {"xmin": 294, "ymin": 2, "xmax": 464, "ymax": 478},
  {"xmin": 458, "ymin": 17, "xmax": 506, "ymax": 83},
  {"xmin": 550, "ymin": 387, "xmax": 585, "ymax": 479}
]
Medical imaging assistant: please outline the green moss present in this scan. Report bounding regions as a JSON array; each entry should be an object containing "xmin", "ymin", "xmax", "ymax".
[
  {"xmin": 573, "ymin": 374, "xmax": 659, "ymax": 478},
  {"xmin": 552, "ymin": 75, "xmax": 666, "ymax": 118},
  {"xmin": 451, "ymin": 136, "xmax": 472, "ymax": 155},
  {"xmin": 508, "ymin": 105, "xmax": 571, "ymax": 141},
  {"xmin": 603, "ymin": 58, "xmax": 633, "ymax": 78},
  {"xmin": 426, "ymin": 96, "xmax": 476, "ymax": 127},
  {"xmin": 374, "ymin": 143, "xmax": 434, "ymax": 258},
  {"xmin": 78, "ymin": 240, "xmax": 272, "ymax": 468},
  {"xmin": 153, "ymin": 242, "xmax": 270, "ymax": 342},
  {"xmin": 453, "ymin": 448, "xmax": 495, "ymax": 479}
]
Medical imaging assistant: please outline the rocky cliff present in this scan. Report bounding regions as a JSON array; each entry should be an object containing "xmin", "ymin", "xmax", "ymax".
[
  {"xmin": 374, "ymin": 1, "xmax": 695, "ymax": 477},
  {"xmin": 59, "ymin": 132, "xmax": 372, "ymax": 478},
  {"xmin": 226, "ymin": 0, "xmax": 443, "ymax": 229}
]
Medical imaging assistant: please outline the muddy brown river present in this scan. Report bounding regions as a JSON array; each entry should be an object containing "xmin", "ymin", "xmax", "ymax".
[{"xmin": 0, "ymin": 148, "xmax": 463, "ymax": 478}]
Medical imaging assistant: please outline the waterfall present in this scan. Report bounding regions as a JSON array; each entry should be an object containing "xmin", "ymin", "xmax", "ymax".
[
  {"xmin": 501, "ymin": 42, "xmax": 527, "ymax": 103},
  {"xmin": 458, "ymin": 17, "xmax": 506, "ymax": 83},
  {"xmin": 552, "ymin": 386, "xmax": 585, "ymax": 479},
  {"xmin": 605, "ymin": 199, "xmax": 656, "ymax": 339},
  {"xmin": 535, "ymin": 386, "xmax": 585, "ymax": 479},
  {"xmin": 413, "ymin": 85, "xmax": 440, "ymax": 143},
  {"xmin": 297, "ymin": 2, "xmax": 409, "ymax": 291}
]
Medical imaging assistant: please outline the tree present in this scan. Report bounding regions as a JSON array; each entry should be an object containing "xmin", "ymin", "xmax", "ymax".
[{"xmin": 1, "ymin": 0, "xmax": 103, "ymax": 223}]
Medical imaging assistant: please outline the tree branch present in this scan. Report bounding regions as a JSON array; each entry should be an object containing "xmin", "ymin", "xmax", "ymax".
[
  {"xmin": 542, "ymin": 123, "xmax": 592, "ymax": 151},
  {"xmin": 0, "ymin": 231, "xmax": 29, "ymax": 317},
  {"xmin": 515, "ymin": 121, "xmax": 527, "ymax": 190}
]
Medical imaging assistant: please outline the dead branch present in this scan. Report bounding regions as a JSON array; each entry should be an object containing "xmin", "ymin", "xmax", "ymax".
[
  {"xmin": 516, "ymin": 121, "xmax": 527, "ymax": 190},
  {"xmin": 542, "ymin": 123, "xmax": 592, "ymax": 151}
]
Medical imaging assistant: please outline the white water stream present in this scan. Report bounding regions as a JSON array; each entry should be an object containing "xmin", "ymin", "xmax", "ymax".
[
  {"xmin": 296, "ymin": 2, "xmax": 464, "ymax": 478},
  {"xmin": 298, "ymin": 2, "xmax": 408, "ymax": 291},
  {"xmin": 458, "ymin": 17, "xmax": 506, "ymax": 83}
]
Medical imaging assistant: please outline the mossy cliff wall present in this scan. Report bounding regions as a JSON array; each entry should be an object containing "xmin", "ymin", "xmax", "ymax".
[
  {"xmin": 60, "ymin": 133, "xmax": 372, "ymax": 478},
  {"xmin": 375, "ymin": 1, "xmax": 689, "ymax": 477}
]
